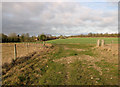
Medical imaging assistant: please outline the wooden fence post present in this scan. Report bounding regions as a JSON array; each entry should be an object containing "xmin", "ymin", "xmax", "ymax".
[
  {"xmin": 101, "ymin": 40, "xmax": 105, "ymax": 47},
  {"xmin": 43, "ymin": 41, "xmax": 45, "ymax": 47},
  {"xmin": 111, "ymin": 40, "xmax": 113, "ymax": 50},
  {"xmin": 112, "ymin": 40, "xmax": 114, "ymax": 44},
  {"xmin": 34, "ymin": 43, "xmax": 36, "ymax": 50},
  {"xmin": 26, "ymin": 43, "xmax": 29, "ymax": 53},
  {"xmin": 14, "ymin": 44, "xmax": 17, "ymax": 60},
  {"xmin": 97, "ymin": 39, "xmax": 100, "ymax": 47}
]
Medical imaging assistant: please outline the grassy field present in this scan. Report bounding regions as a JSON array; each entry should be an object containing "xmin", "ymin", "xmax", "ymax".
[
  {"xmin": 2, "ymin": 37, "xmax": 118, "ymax": 85},
  {"xmin": 46, "ymin": 37, "xmax": 118, "ymax": 44}
]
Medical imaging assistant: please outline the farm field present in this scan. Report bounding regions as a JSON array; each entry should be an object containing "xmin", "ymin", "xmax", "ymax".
[
  {"xmin": 2, "ymin": 37, "xmax": 119, "ymax": 85},
  {"xmin": 46, "ymin": 37, "xmax": 119, "ymax": 44}
]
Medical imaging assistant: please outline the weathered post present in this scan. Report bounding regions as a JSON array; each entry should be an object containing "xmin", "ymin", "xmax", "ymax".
[
  {"xmin": 97, "ymin": 39, "xmax": 100, "ymax": 47},
  {"xmin": 43, "ymin": 41, "xmax": 45, "ymax": 47},
  {"xmin": 26, "ymin": 43, "xmax": 28, "ymax": 50},
  {"xmin": 33, "ymin": 43, "xmax": 35, "ymax": 51},
  {"xmin": 111, "ymin": 40, "xmax": 114, "ymax": 44},
  {"xmin": 34, "ymin": 43, "xmax": 36, "ymax": 51},
  {"xmin": 101, "ymin": 39, "xmax": 105, "ymax": 47},
  {"xmin": 14, "ymin": 44, "xmax": 17, "ymax": 60},
  {"xmin": 111, "ymin": 40, "xmax": 113, "ymax": 50},
  {"xmin": 27, "ymin": 43, "xmax": 29, "ymax": 53},
  {"xmin": 35, "ymin": 43, "xmax": 36, "ymax": 50}
]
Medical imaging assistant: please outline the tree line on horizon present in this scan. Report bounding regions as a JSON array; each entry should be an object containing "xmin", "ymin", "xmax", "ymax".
[
  {"xmin": 0, "ymin": 33, "xmax": 59, "ymax": 43},
  {"xmin": 0, "ymin": 33, "xmax": 119, "ymax": 43},
  {"xmin": 69, "ymin": 33, "xmax": 119, "ymax": 38}
]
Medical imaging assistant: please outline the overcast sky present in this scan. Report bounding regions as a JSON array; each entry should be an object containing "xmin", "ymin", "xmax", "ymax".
[{"xmin": 2, "ymin": 1, "xmax": 118, "ymax": 36}]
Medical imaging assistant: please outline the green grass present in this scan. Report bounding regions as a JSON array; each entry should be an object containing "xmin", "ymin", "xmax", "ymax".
[
  {"xmin": 95, "ymin": 60, "xmax": 118, "ymax": 85},
  {"xmin": 49, "ymin": 44, "xmax": 78, "ymax": 59},
  {"xmin": 46, "ymin": 37, "xmax": 118, "ymax": 44},
  {"xmin": 67, "ymin": 60, "xmax": 108, "ymax": 85},
  {"xmin": 38, "ymin": 62, "xmax": 66, "ymax": 85}
]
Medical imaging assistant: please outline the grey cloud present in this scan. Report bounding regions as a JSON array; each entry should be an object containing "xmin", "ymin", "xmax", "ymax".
[{"xmin": 2, "ymin": 2, "xmax": 118, "ymax": 36}]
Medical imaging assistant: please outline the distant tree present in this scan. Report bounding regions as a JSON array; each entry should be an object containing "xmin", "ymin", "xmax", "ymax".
[
  {"xmin": 38, "ymin": 34, "xmax": 47, "ymax": 46},
  {"xmin": 119, "ymin": 32, "xmax": 120, "ymax": 37},
  {"xmin": 31, "ymin": 36, "xmax": 37, "ymax": 42},
  {"xmin": 8, "ymin": 33, "xmax": 19, "ymax": 42},
  {"xmin": 88, "ymin": 33, "xmax": 92, "ymax": 37},
  {"xmin": 38, "ymin": 34, "xmax": 47, "ymax": 41},
  {"xmin": 25, "ymin": 33, "xmax": 30, "ymax": 42},
  {"xmin": 1, "ymin": 33, "xmax": 8, "ymax": 43},
  {"xmin": 59, "ymin": 35, "xmax": 65, "ymax": 39},
  {"xmin": 20, "ymin": 33, "xmax": 25, "ymax": 42},
  {"xmin": 20, "ymin": 33, "xmax": 30, "ymax": 42},
  {"xmin": 104, "ymin": 33, "xmax": 108, "ymax": 37},
  {"xmin": 46, "ymin": 34, "xmax": 53, "ymax": 40},
  {"xmin": 25, "ymin": 33, "xmax": 29, "ymax": 37},
  {"xmin": 17, "ymin": 35, "xmax": 20, "ymax": 42}
]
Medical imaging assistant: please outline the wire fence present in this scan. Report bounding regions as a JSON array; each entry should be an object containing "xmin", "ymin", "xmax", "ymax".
[{"xmin": 2, "ymin": 43, "xmax": 51, "ymax": 65}]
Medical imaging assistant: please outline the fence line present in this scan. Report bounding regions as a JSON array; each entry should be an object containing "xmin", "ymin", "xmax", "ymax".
[
  {"xmin": 2, "ymin": 43, "xmax": 52, "ymax": 64},
  {"xmin": 2, "ymin": 40, "xmax": 118, "ymax": 64}
]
